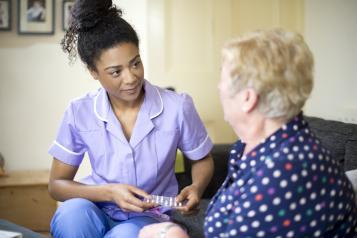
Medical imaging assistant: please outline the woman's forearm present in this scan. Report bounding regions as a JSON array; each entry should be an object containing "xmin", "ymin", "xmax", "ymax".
[
  {"xmin": 48, "ymin": 179, "xmax": 113, "ymax": 202},
  {"xmin": 191, "ymin": 154, "xmax": 214, "ymax": 197}
]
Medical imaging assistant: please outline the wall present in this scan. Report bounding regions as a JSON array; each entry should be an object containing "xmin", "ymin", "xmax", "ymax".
[
  {"xmin": 0, "ymin": 0, "xmax": 356, "ymax": 173},
  {"xmin": 0, "ymin": 0, "xmax": 147, "ymax": 174},
  {"xmin": 304, "ymin": 0, "xmax": 357, "ymax": 123}
]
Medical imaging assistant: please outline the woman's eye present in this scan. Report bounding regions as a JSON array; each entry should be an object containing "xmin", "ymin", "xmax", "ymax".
[
  {"xmin": 132, "ymin": 60, "xmax": 141, "ymax": 68},
  {"xmin": 111, "ymin": 71, "xmax": 120, "ymax": 77}
]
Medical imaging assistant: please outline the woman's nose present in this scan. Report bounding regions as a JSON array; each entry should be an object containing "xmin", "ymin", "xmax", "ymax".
[{"xmin": 123, "ymin": 68, "xmax": 136, "ymax": 84}]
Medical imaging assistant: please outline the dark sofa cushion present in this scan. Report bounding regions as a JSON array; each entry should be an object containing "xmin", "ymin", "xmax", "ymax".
[{"xmin": 305, "ymin": 116, "xmax": 357, "ymax": 171}]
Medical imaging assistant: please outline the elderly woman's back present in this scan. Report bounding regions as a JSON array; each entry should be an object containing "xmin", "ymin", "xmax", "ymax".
[{"xmin": 139, "ymin": 29, "xmax": 357, "ymax": 238}]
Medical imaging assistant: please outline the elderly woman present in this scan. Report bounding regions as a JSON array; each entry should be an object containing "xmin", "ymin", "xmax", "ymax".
[{"xmin": 139, "ymin": 29, "xmax": 357, "ymax": 238}]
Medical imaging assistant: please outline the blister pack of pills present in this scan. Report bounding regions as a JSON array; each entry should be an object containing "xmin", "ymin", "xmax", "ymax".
[{"xmin": 144, "ymin": 195, "xmax": 186, "ymax": 208}]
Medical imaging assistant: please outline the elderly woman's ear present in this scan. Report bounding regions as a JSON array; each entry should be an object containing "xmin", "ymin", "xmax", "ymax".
[{"xmin": 241, "ymin": 88, "xmax": 259, "ymax": 113}]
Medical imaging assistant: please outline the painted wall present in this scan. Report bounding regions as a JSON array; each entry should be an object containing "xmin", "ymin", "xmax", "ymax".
[
  {"xmin": 303, "ymin": 0, "xmax": 357, "ymax": 123},
  {"xmin": 0, "ymin": 0, "xmax": 356, "ymax": 173}
]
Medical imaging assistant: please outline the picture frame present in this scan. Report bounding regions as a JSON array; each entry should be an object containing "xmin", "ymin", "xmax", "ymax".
[
  {"xmin": 0, "ymin": 0, "xmax": 11, "ymax": 31},
  {"xmin": 17, "ymin": 0, "xmax": 55, "ymax": 35},
  {"xmin": 62, "ymin": 0, "xmax": 74, "ymax": 31}
]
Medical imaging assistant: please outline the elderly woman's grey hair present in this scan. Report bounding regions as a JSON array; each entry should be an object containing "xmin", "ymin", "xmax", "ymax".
[{"xmin": 222, "ymin": 29, "xmax": 314, "ymax": 120}]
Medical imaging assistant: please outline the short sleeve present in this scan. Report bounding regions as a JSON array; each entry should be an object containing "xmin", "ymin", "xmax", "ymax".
[
  {"xmin": 48, "ymin": 103, "xmax": 86, "ymax": 166},
  {"xmin": 178, "ymin": 94, "xmax": 213, "ymax": 160}
]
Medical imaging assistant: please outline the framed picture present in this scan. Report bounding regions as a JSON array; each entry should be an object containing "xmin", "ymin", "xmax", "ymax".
[
  {"xmin": 0, "ymin": 0, "xmax": 11, "ymax": 31},
  {"xmin": 17, "ymin": 0, "xmax": 55, "ymax": 35},
  {"xmin": 62, "ymin": 0, "xmax": 74, "ymax": 31}
]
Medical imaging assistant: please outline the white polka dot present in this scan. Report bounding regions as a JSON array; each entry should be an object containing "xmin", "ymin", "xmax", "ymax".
[
  {"xmin": 260, "ymin": 147, "xmax": 266, "ymax": 153},
  {"xmin": 262, "ymin": 177, "xmax": 270, "ymax": 185},
  {"xmin": 294, "ymin": 214, "xmax": 301, "ymax": 222},
  {"xmin": 234, "ymin": 207, "xmax": 241, "ymax": 214},
  {"xmin": 273, "ymin": 197, "xmax": 281, "ymax": 205},
  {"xmin": 236, "ymin": 215, "xmax": 243, "ymax": 222},
  {"xmin": 229, "ymin": 229, "xmax": 237, "ymax": 236},
  {"xmin": 285, "ymin": 191, "xmax": 292, "ymax": 200},
  {"xmin": 314, "ymin": 231, "xmax": 321, "ymax": 237},
  {"xmin": 306, "ymin": 182, "xmax": 312, "ymax": 189},
  {"xmin": 250, "ymin": 160, "xmax": 256, "ymax": 167},
  {"xmin": 290, "ymin": 202, "xmax": 297, "ymax": 210},
  {"xmin": 250, "ymin": 186, "xmax": 258, "ymax": 193},
  {"xmin": 283, "ymin": 147, "xmax": 289, "ymax": 154},
  {"xmin": 265, "ymin": 214, "xmax": 273, "ymax": 222},
  {"xmin": 220, "ymin": 207, "xmax": 226, "ymax": 213},
  {"xmin": 320, "ymin": 189, "xmax": 326, "ymax": 196},
  {"xmin": 240, "ymin": 163, "xmax": 247, "ymax": 169},
  {"xmin": 259, "ymin": 204, "xmax": 268, "ymax": 213},
  {"xmin": 299, "ymin": 198, "xmax": 306, "ymax": 205},
  {"xmin": 273, "ymin": 152, "xmax": 280, "ymax": 158},
  {"xmin": 291, "ymin": 174, "xmax": 298, "ymax": 182},
  {"xmin": 287, "ymin": 231, "xmax": 295, "ymax": 237},
  {"xmin": 208, "ymin": 216, "xmax": 213, "ymax": 222},
  {"xmin": 330, "ymin": 190, "xmax": 336, "ymax": 197},
  {"xmin": 266, "ymin": 160, "xmax": 275, "ymax": 169},
  {"xmin": 270, "ymin": 143, "xmax": 276, "ymax": 149},
  {"xmin": 230, "ymin": 149, "xmax": 236, "ymax": 154},
  {"xmin": 293, "ymin": 125, "xmax": 298, "ymax": 130},
  {"xmin": 287, "ymin": 154, "xmax": 294, "ymax": 160},
  {"xmin": 280, "ymin": 180, "xmax": 288, "ymax": 188},
  {"xmin": 273, "ymin": 170, "xmax": 281, "ymax": 178},
  {"xmin": 250, "ymin": 220, "xmax": 259, "ymax": 228},
  {"xmin": 257, "ymin": 231, "xmax": 265, "ymax": 237},
  {"xmin": 240, "ymin": 225, "xmax": 248, "ymax": 232},
  {"xmin": 301, "ymin": 170, "xmax": 308, "ymax": 177},
  {"xmin": 270, "ymin": 135, "xmax": 276, "ymax": 141},
  {"xmin": 311, "ymin": 164, "xmax": 317, "ymax": 170},
  {"xmin": 214, "ymin": 212, "xmax": 220, "ymax": 218},
  {"xmin": 208, "ymin": 227, "xmax": 214, "ymax": 233},
  {"xmin": 237, "ymin": 179, "xmax": 244, "ymax": 186},
  {"xmin": 215, "ymin": 221, "xmax": 222, "ymax": 228},
  {"xmin": 243, "ymin": 201, "xmax": 250, "ymax": 208},
  {"xmin": 310, "ymin": 193, "xmax": 317, "ymax": 200},
  {"xmin": 308, "ymin": 153, "xmax": 314, "ymax": 159},
  {"xmin": 293, "ymin": 146, "xmax": 299, "ymax": 152},
  {"xmin": 247, "ymin": 210, "xmax": 256, "ymax": 217},
  {"xmin": 310, "ymin": 220, "xmax": 317, "ymax": 227},
  {"xmin": 315, "ymin": 204, "xmax": 321, "ymax": 211}
]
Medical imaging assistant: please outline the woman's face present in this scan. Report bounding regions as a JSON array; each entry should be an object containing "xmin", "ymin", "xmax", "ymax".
[
  {"xmin": 91, "ymin": 42, "xmax": 144, "ymax": 105},
  {"xmin": 218, "ymin": 63, "xmax": 238, "ymax": 125}
]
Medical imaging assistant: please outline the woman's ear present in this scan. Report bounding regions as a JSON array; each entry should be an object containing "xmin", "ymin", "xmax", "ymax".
[
  {"xmin": 89, "ymin": 69, "xmax": 99, "ymax": 81},
  {"xmin": 241, "ymin": 88, "xmax": 259, "ymax": 113}
]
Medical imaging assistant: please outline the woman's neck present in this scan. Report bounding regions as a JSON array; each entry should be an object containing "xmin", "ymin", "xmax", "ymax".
[
  {"xmin": 240, "ymin": 116, "xmax": 287, "ymax": 155},
  {"xmin": 109, "ymin": 89, "xmax": 144, "ymax": 113}
]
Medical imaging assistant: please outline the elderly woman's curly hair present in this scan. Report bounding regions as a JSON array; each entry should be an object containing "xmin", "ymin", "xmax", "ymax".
[{"xmin": 222, "ymin": 29, "xmax": 314, "ymax": 120}]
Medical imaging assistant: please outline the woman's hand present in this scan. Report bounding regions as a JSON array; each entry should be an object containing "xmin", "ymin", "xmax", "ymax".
[
  {"xmin": 139, "ymin": 222, "xmax": 189, "ymax": 238},
  {"xmin": 109, "ymin": 183, "xmax": 155, "ymax": 212},
  {"xmin": 175, "ymin": 184, "xmax": 201, "ymax": 215}
]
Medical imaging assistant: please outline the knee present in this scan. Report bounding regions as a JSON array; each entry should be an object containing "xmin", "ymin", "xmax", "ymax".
[{"xmin": 51, "ymin": 198, "xmax": 106, "ymax": 238}]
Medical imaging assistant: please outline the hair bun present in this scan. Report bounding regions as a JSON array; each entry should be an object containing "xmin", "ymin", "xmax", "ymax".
[{"xmin": 71, "ymin": 0, "xmax": 121, "ymax": 31}]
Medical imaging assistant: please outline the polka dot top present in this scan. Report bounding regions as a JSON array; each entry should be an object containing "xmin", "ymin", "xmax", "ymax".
[{"xmin": 204, "ymin": 113, "xmax": 357, "ymax": 238}]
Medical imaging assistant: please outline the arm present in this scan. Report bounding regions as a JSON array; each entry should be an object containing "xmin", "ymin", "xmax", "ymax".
[
  {"xmin": 48, "ymin": 158, "xmax": 154, "ymax": 212},
  {"xmin": 139, "ymin": 222, "xmax": 189, "ymax": 238},
  {"xmin": 176, "ymin": 153, "xmax": 214, "ymax": 214}
]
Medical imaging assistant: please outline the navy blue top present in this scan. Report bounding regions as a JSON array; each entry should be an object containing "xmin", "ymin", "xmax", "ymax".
[{"xmin": 204, "ymin": 113, "xmax": 357, "ymax": 238}]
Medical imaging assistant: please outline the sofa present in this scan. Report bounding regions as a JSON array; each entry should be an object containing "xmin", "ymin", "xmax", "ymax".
[{"xmin": 173, "ymin": 116, "xmax": 357, "ymax": 238}]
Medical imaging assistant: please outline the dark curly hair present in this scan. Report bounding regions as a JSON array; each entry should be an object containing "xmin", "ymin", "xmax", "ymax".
[{"xmin": 61, "ymin": 0, "xmax": 139, "ymax": 71}]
